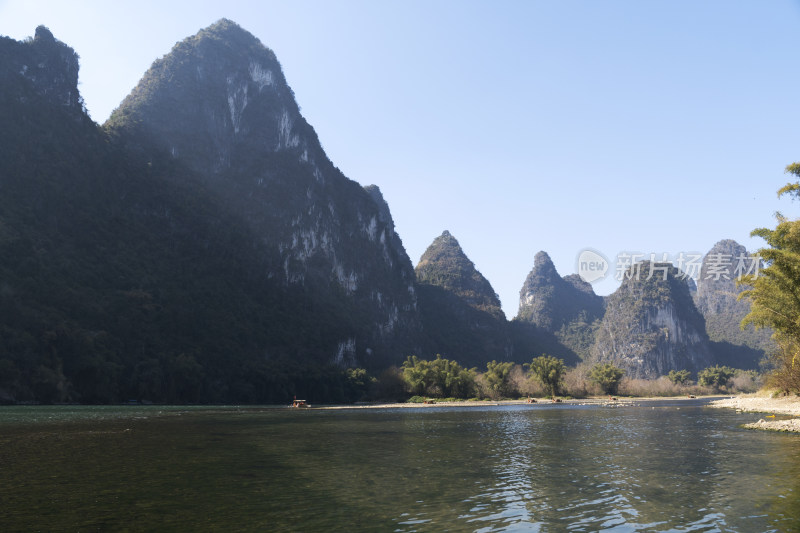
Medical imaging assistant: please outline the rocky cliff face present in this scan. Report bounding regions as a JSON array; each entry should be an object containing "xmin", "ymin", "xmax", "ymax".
[
  {"xmin": 0, "ymin": 26, "xmax": 82, "ymax": 112},
  {"xmin": 696, "ymin": 240, "xmax": 753, "ymax": 315},
  {"xmin": 415, "ymin": 231, "xmax": 511, "ymax": 366},
  {"xmin": 1, "ymin": 26, "xmax": 295, "ymax": 403},
  {"xmin": 0, "ymin": 22, "xmax": 426, "ymax": 405},
  {"xmin": 591, "ymin": 262, "xmax": 712, "ymax": 378},
  {"xmin": 695, "ymin": 239, "xmax": 774, "ymax": 368},
  {"xmin": 106, "ymin": 19, "xmax": 420, "ymax": 366},
  {"xmin": 516, "ymin": 251, "xmax": 604, "ymax": 358}
]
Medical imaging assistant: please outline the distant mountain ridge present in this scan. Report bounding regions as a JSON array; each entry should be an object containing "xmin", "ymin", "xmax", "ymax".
[{"xmin": 514, "ymin": 242, "xmax": 769, "ymax": 374}]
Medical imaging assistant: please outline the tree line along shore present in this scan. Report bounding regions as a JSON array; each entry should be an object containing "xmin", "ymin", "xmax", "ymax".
[{"xmin": 312, "ymin": 354, "xmax": 763, "ymax": 406}]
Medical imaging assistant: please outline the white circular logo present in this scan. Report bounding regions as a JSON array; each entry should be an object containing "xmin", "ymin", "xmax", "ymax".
[{"xmin": 576, "ymin": 249, "xmax": 609, "ymax": 283}]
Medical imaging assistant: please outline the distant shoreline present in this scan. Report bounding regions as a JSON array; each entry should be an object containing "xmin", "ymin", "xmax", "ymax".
[
  {"xmin": 709, "ymin": 394, "xmax": 800, "ymax": 433},
  {"xmin": 317, "ymin": 395, "xmax": 800, "ymax": 433},
  {"xmin": 317, "ymin": 395, "xmax": 727, "ymax": 410}
]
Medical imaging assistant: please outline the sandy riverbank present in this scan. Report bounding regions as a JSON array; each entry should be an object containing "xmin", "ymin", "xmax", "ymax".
[
  {"xmin": 317, "ymin": 395, "xmax": 720, "ymax": 410},
  {"xmin": 709, "ymin": 393, "xmax": 800, "ymax": 433}
]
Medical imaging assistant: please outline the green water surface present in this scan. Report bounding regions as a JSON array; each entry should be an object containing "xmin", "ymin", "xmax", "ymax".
[{"xmin": 0, "ymin": 401, "xmax": 798, "ymax": 531}]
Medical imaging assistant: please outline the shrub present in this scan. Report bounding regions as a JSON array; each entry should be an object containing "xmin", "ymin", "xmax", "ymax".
[
  {"xmin": 562, "ymin": 363, "xmax": 601, "ymax": 398},
  {"xmin": 510, "ymin": 365, "xmax": 545, "ymax": 397},
  {"xmin": 730, "ymin": 370, "xmax": 762, "ymax": 393},
  {"xmin": 617, "ymin": 376, "xmax": 706, "ymax": 397},
  {"xmin": 763, "ymin": 342, "xmax": 800, "ymax": 395}
]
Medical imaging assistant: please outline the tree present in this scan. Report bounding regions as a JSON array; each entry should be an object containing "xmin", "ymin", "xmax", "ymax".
[
  {"xmin": 528, "ymin": 355, "xmax": 565, "ymax": 398},
  {"xmin": 739, "ymin": 162, "xmax": 800, "ymax": 394},
  {"xmin": 400, "ymin": 355, "xmax": 476, "ymax": 399},
  {"xmin": 483, "ymin": 360, "xmax": 515, "ymax": 399},
  {"xmin": 698, "ymin": 365, "xmax": 735, "ymax": 391},
  {"xmin": 667, "ymin": 369, "xmax": 691, "ymax": 385},
  {"xmin": 589, "ymin": 363, "xmax": 625, "ymax": 395}
]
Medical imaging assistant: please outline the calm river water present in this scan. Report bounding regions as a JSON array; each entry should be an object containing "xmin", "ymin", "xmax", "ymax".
[{"xmin": 0, "ymin": 400, "xmax": 798, "ymax": 531}]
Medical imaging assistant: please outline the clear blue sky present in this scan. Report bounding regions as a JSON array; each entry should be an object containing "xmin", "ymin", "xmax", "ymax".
[{"xmin": 3, "ymin": 0, "xmax": 800, "ymax": 317}]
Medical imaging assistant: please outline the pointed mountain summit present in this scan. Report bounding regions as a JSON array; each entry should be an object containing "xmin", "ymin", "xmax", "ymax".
[
  {"xmin": 107, "ymin": 20, "xmax": 421, "ymax": 368},
  {"xmin": 694, "ymin": 239, "xmax": 774, "ymax": 367},
  {"xmin": 414, "ymin": 231, "xmax": 510, "ymax": 365},
  {"xmin": 517, "ymin": 252, "xmax": 602, "ymax": 328},
  {"xmin": 515, "ymin": 251, "xmax": 603, "ymax": 358},
  {"xmin": 695, "ymin": 239, "xmax": 758, "ymax": 315},
  {"xmin": 415, "ymin": 230, "xmax": 503, "ymax": 318},
  {"xmin": 108, "ymin": 19, "xmax": 307, "ymax": 173}
]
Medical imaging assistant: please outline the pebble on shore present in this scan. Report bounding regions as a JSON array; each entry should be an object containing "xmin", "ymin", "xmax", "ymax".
[
  {"xmin": 744, "ymin": 418, "xmax": 800, "ymax": 432},
  {"xmin": 710, "ymin": 394, "xmax": 800, "ymax": 433}
]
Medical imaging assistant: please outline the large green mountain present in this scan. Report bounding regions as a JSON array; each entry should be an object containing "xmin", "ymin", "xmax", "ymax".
[
  {"xmin": 414, "ymin": 231, "xmax": 512, "ymax": 366},
  {"xmin": 416, "ymin": 231, "xmax": 504, "ymax": 319},
  {"xmin": 591, "ymin": 262, "xmax": 713, "ymax": 378},
  {"xmin": 0, "ymin": 22, "xmax": 421, "ymax": 404},
  {"xmin": 106, "ymin": 19, "xmax": 421, "ymax": 363}
]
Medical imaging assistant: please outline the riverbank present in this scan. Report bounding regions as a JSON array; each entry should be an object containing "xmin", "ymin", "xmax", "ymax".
[
  {"xmin": 709, "ymin": 393, "xmax": 800, "ymax": 433},
  {"xmin": 318, "ymin": 395, "xmax": 720, "ymax": 410}
]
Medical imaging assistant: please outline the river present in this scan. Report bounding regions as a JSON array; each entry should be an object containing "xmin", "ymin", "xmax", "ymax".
[{"xmin": 0, "ymin": 399, "xmax": 798, "ymax": 531}]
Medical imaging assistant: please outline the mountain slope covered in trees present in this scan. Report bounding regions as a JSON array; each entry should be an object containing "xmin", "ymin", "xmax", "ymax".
[
  {"xmin": 106, "ymin": 19, "xmax": 422, "ymax": 367},
  {"xmin": 515, "ymin": 251, "xmax": 604, "ymax": 359},
  {"xmin": 414, "ymin": 231, "xmax": 512, "ymax": 367},
  {"xmin": 0, "ymin": 22, "xmax": 423, "ymax": 404}
]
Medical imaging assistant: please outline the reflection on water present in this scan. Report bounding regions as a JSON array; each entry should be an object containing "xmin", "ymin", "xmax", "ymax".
[{"xmin": 0, "ymin": 401, "xmax": 798, "ymax": 531}]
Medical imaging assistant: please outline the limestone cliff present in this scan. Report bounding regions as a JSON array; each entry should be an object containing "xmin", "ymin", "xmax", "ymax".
[
  {"xmin": 695, "ymin": 239, "xmax": 774, "ymax": 368},
  {"xmin": 0, "ymin": 25, "xmax": 82, "ymax": 112},
  {"xmin": 591, "ymin": 262, "xmax": 712, "ymax": 378},
  {"xmin": 106, "ymin": 19, "xmax": 421, "ymax": 366}
]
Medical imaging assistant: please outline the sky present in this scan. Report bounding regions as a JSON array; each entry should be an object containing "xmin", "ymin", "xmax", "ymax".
[{"xmin": 2, "ymin": 0, "xmax": 800, "ymax": 317}]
